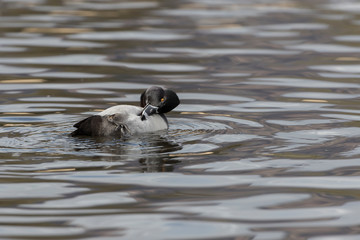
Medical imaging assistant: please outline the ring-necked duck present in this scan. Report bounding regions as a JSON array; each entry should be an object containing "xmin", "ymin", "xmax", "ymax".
[{"xmin": 71, "ymin": 86, "xmax": 180, "ymax": 137}]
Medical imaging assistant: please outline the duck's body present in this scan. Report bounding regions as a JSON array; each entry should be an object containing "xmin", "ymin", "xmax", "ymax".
[
  {"xmin": 98, "ymin": 105, "xmax": 168, "ymax": 134},
  {"xmin": 71, "ymin": 86, "xmax": 179, "ymax": 137}
]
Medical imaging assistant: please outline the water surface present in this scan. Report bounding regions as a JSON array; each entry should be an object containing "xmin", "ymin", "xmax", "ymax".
[{"xmin": 1, "ymin": 0, "xmax": 360, "ymax": 239}]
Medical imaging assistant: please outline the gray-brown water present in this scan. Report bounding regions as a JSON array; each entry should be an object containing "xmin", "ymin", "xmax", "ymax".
[{"xmin": 1, "ymin": 0, "xmax": 360, "ymax": 239}]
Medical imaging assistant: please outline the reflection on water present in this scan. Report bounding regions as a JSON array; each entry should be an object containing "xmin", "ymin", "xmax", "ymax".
[{"xmin": 1, "ymin": 0, "xmax": 360, "ymax": 239}]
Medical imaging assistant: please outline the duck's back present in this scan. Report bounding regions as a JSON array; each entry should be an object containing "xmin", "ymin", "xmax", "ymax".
[{"xmin": 98, "ymin": 105, "xmax": 141, "ymax": 117}]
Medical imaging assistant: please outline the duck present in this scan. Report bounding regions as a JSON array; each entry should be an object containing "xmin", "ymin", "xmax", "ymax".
[{"xmin": 71, "ymin": 86, "xmax": 180, "ymax": 137}]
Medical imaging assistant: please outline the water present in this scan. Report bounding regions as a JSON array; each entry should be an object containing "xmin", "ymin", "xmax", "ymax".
[{"xmin": 0, "ymin": 0, "xmax": 360, "ymax": 239}]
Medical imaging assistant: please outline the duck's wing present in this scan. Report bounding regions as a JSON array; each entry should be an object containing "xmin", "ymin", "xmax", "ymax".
[
  {"xmin": 71, "ymin": 115, "xmax": 104, "ymax": 137},
  {"xmin": 71, "ymin": 115, "xmax": 128, "ymax": 137}
]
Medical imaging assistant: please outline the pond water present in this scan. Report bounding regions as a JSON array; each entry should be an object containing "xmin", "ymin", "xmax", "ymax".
[{"xmin": 0, "ymin": 0, "xmax": 360, "ymax": 239}]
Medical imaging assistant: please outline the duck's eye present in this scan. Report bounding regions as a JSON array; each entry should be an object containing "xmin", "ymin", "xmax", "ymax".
[{"xmin": 160, "ymin": 97, "xmax": 165, "ymax": 102}]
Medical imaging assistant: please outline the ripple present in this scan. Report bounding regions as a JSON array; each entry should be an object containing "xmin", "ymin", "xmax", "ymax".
[
  {"xmin": 200, "ymin": 26, "xmax": 298, "ymax": 38},
  {"xmin": 274, "ymin": 127, "xmax": 360, "ymax": 151},
  {"xmin": 76, "ymin": 89, "xmax": 115, "ymax": 95},
  {"xmin": 0, "ymin": 37, "xmax": 106, "ymax": 48},
  {"xmin": 277, "ymin": 127, "xmax": 360, "ymax": 144},
  {"xmin": 0, "ymin": 116, "xmax": 45, "ymax": 123},
  {"xmin": 179, "ymin": 93, "xmax": 254, "ymax": 102},
  {"xmin": 342, "ymin": 146, "xmax": 360, "ymax": 157},
  {"xmin": 0, "ymin": 124, "xmax": 74, "ymax": 153},
  {"xmin": 103, "ymin": 94, "xmax": 139, "ymax": 102},
  {"xmin": 0, "ymin": 22, "xmax": 55, "ymax": 28},
  {"xmin": 252, "ymin": 31, "xmax": 298, "ymax": 37},
  {"xmin": 288, "ymin": 43, "xmax": 360, "ymax": 53},
  {"xmin": 318, "ymin": 72, "xmax": 360, "ymax": 78},
  {"xmin": 267, "ymin": 118, "xmax": 347, "ymax": 126},
  {"xmin": 186, "ymin": 157, "xmax": 360, "ymax": 173},
  {"xmin": 204, "ymin": 134, "xmax": 261, "ymax": 144},
  {"xmin": 69, "ymin": 1, "xmax": 158, "ymax": 10},
  {"xmin": 169, "ymin": 118, "xmax": 242, "ymax": 156},
  {"xmin": 203, "ymin": 115, "xmax": 263, "ymax": 127},
  {"xmin": 0, "ymin": 103, "xmax": 89, "ymax": 113},
  {"xmin": 173, "ymin": 118, "xmax": 231, "ymax": 130},
  {"xmin": 0, "ymin": 54, "xmax": 204, "ymax": 72},
  {"xmin": 186, "ymin": 157, "xmax": 271, "ymax": 172},
  {"xmin": 1, "ymin": 159, "xmax": 124, "ymax": 173},
  {"xmin": 178, "ymin": 100, "xmax": 332, "ymax": 113},
  {"xmin": 212, "ymin": 72, "xmax": 251, "ymax": 77},
  {"xmin": 0, "ymin": 226, "xmax": 83, "ymax": 238},
  {"xmin": 231, "ymin": 101, "xmax": 331, "ymax": 112},
  {"xmin": 255, "ymin": 176, "xmax": 360, "ymax": 190},
  {"xmin": 283, "ymin": 92, "xmax": 359, "ymax": 99},
  {"xmin": 23, "ymin": 192, "xmax": 135, "ymax": 208},
  {"xmin": 0, "ymin": 182, "xmax": 87, "ymax": 198},
  {"xmin": 155, "ymin": 74, "xmax": 210, "ymax": 83},
  {"xmin": 0, "ymin": 81, "xmax": 150, "ymax": 91},
  {"xmin": 200, "ymin": 21, "xmax": 325, "ymax": 36},
  {"xmin": 70, "ymin": 30, "xmax": 191, "ymax": 41},
  {"xmin": 326, "ymin": 2, "xmax": 360, "ymax": 13},
  {"xmin": 310, "ymin": 64, "xmax": 360, "ymax": 73},
  {"xmin": 32, "ymin": 71, "xmax": 107, "ymax": 78},
  {"xmin": 159, "ymin": 193, "xmax": 316, "ymax": 221},
  {"xmin": 172, "ymin": 143, "xmax": 218, "ymax": 154},
  {"xmin": 156, "ymin": 47, "xmax": 299, "ymax": 56},
  {"xmin": 17, "ymin": 14, "xmax": 83, "ymax": 22},
  {"xmin": 39, "ymin": 171, "xmax": 259, "ymax": 188},
  {"xmin": 156, "ymin": 8, "xmax": 261, "ymax": 18},
  {"xmin": 335, "ymin": 35, "xmax": 360, "ymax": 42},
  {"xmin": 18, "ymin": 97, "xmax": 85, "ymax": 102},
  {"xmin": 171, "ymin": 118, "xmax": 232, "ymax": 142},
  {"xmin": 0, "ymin": 64, "xmax": 46, "ymax": 74},
  {"xmin": 247, "ymin": 77, "xmax": 360, "ymax": 88},
  {"xmin": 0, "ymin": 46, "xmax": 25, "ymax": 52},
  {"xmin": 310, "ymin": 235, "xmax": 360, "ymax": 240},
  {"xmin": 4, "ymin": 0, "xmax": 44, "ymax": 4},
  {"xmin": 156, "ymin": 5, "xmax": 310, "ymax": 19},
  {"xmin": 260, "ymin": 23, "xmax": 328, "ymax": 30},
  {"xmin": 127, "ymin": 52, "xmax": 173, "ymax": 58},
  {"xmin": 38, "ymin": 170, "xmax": 360, "ymax": 191},
  {"xmin": 321, "ymin": 114, "xmax": 360, "ymax": 121},
  {"xmin": 71, "ymin": 214, "xmax": 253, "ymax": 240}
]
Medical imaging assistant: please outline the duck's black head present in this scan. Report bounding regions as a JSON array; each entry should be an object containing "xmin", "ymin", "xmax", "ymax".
[{"xmin": 140, "ymin": 86, "xmax": 180, "ymax": 120}]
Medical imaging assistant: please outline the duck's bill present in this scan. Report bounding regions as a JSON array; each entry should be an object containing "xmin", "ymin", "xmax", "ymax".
[{"xmin": 141, "ymin": 104, "xmax": 159, "ymax": 121}]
